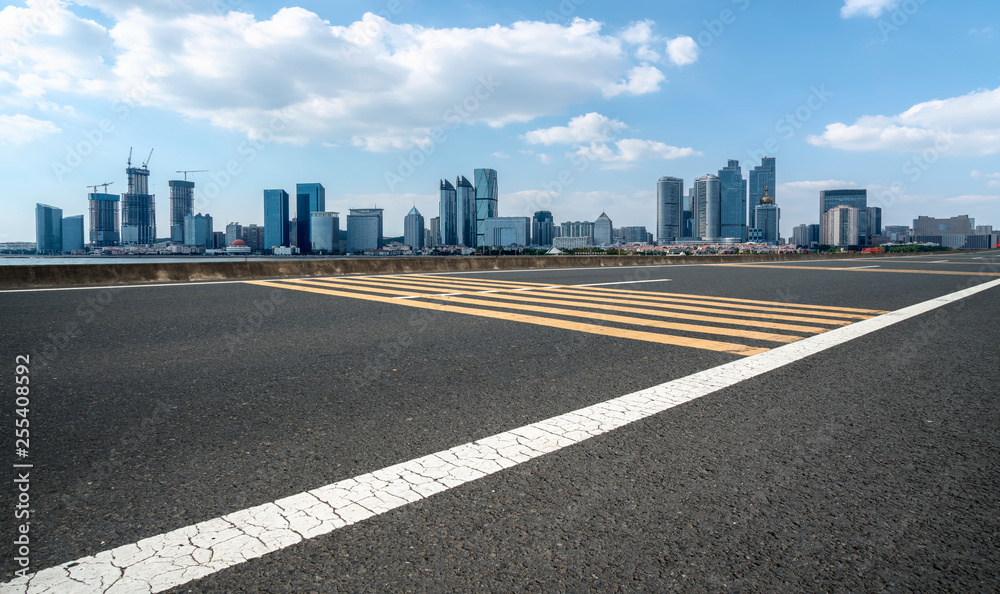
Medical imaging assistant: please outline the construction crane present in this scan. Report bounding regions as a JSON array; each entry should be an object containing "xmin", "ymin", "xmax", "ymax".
[
  {"xmin": 175, "ymin": 170, "xmax": 208, "ymax": 181},
  {"xmin": 142, "ymin": 148, "xmax": 154, "ymax": 169},
  {"xmin": 87, "ymin": 182, "xmax": 114, "ymax": 195},
  {"xmin": 127, "ymin": 147, "xmax": 133, "ymax": 168}
]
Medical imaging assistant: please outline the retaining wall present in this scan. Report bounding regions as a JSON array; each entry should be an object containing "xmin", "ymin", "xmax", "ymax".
[{"xmin": 0, "ymin": 253, "xmax": 894, "ymax": 290}]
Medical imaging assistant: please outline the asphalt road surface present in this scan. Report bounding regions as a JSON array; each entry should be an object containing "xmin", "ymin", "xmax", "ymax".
[{"xmin": 2, "ymin": 251, "xmax": 999, "ymax": 592}]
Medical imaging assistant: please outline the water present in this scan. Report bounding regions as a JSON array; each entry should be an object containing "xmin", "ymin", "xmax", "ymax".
[{"xmin": 0, "ymin": 256, "xmax": 350, "ymax": 266}]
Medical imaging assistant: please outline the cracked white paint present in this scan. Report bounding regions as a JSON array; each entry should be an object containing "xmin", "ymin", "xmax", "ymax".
[{"xmin": 3, "ymin": 278, "xmax": 998, "ymax": 593}]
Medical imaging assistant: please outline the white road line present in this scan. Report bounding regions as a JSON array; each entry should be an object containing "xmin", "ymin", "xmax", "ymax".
[
  {"xmin": 847, "ymin": 265, "xmax": 881, "ymax": 269},
  {"xmin": 5, "ymin": 278, "xmax": 999, "ymax": 594},
  {"xmin": 572, "ymin": 279, "xmax": 673, "ymax": 287}
]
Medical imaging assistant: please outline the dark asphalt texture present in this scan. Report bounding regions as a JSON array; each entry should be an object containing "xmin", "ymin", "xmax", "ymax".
[{"xmin": 1, "ymin": 251, "xmax": 999, "ymax": 592}]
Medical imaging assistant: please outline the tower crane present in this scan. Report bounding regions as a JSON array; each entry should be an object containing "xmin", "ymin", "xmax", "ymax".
[
  {"xmin": 175, "ymin": 170, "xmax": 208, "ymax": 181},
  {"xmin": 87, "ymin": 182, "xmax": 114, "ymax": 195}
]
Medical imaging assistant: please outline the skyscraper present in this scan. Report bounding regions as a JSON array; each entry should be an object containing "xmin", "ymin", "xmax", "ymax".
[
  {"xmin": 184, "ymin": 213, "xmax": 213, "ymax": 248},
  {"xmin": 35, "ymin": 203, "xmax": 62, "ymax": 254},
  {"xmin": 263, "ymin": 189, "xmax": 290, "ymax": 252},
  {"xmin": 532, "ymin": 211, "xmax": 554, "ymax": 247},
  {"xmin": 429, "ymin": 217, "xmax": 441, "ymax": 246},
  {"xmin": 346, "ymin": 208, "xmax": 383, "ymax": 252},
  {"xmin": 752, "ymin": 187, "xmax": 780, "ymax": 244},
  {"xmin": 867, "ymin": 206, "xmax": 882, "ymax": 238},
  {"xmin": 694, "ymin": 174, "xmax": 721, "ymax": 240},
  {"xmin": 88, "ymin": 192, "xmax": 120, "ymax": 247},
  {"xmin": 656, "ymin": 176, "xmax": 683, "ymax": 242},
  {"xmin": 748, "ymin": 157, "xmax": 776, "ymax": 229},
  {"xmin": 718, "ymin": 160, "xmax": 747, "ymax": 241},
  {"xmin": 121, "ymin": 162, "xmax": 156, "ymax": 244},
  {"xmin": 594, "ymin": 212, "xmax": 614, "ymax": 245},
  {"xmin": 482, "ymin": 217, "xmax": 530, "ymax": 247},
  {"xmin": 311, "ymin": 212, "xmax": 340, "ymax": 253},
  {"xmin": 820, "ymin": 189, "xmax": 868, "ymax": 241},
  {"xmin": 62, "ymin": 215, "xmax": 84, "ymax": 252},
  {"xmin": 294, "ymin": 183, "xmax": 325, "ymax": 253},
  {"xmin": 474, "ymin": 168, "xmax": 498, "ymax": 247},
  {"xmin": 404, "ymin": 206, "xmax": 425, "ymax": 249},
  {"xmin": 439, "ymin": 179, "xmax": 458, "ymax": 245},
  {"xmin": 168, "ymin": 180, "xmax": 195, "ymax": 242},
  {"xmin": 456, "ymin": 176, "xmax": 476, "ymax": 247},
  {"xmin": 822, "ymin": 205, "xmax": 861, "ymax": 246}
]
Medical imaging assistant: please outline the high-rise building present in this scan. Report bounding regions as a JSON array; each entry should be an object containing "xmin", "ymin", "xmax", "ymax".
[
  {"xmin": 694, "ymin": 174, "xmax": 721, "ymax": 240},
  {"xmin": 404, "ymin": 206, "xmax": 425, "ymax": 249},
  {"xmin": 683, "ymin": 188, "xmax": 694, "ymax": 239},
  {"xmin": 532, "ymin": 211, "xmax": 554, "ymax": 247},
  {"xmin": 184, "ymin": 213, "xmax": 213, "ymax": 248},
  {"xmin": 748, "ymin": 157, "xmax": 775, "ymax": 229},
  {"xmin": 225, "ymin": 222, "xmax": 243, "ymax": 247},
  {"xmin": 820, "ymin": 189, "xmax": 868, "ymax": 240},
  {"xmin": 429, "ymin": 217, "xmax": 441, "ymax": 246},
  {"xmin": 311, "ymin": 212, "xmax": 340, "ymax": 253},
  {"xmin": 913, "ymin": 215, "xmax": 974, "ymax": 236},
  {"xmin": 560, "ymin": 221, "xmax": 595, "ymax": 245},
  {"xmin": 792, "ymin": 223, "xmax": 821, "ymax": 247},
  {"xmin": 594, "ymin": 212, "xmax": 614, "ymax": 245},
  {"xmin": 482, "ymin": 217, "xmax": 530, "ymax": 247},
  {"xmin": 621, "ymin": 226, "xmax": 650, "ymax": 244},
  {"xmin": 656, "ymin": 176, "xmax": 683, "ymax": 242},
  {"xmin": 822, "ymin": 205, "xmax": 861, "ymax": 246},
  {"xmin": 294, "ymin": 183, "xmax": 325, "ymax": 254},
  {"xmin": 866, "ymin": 207, "xmax": 882, "ymax": 238},
  {"xmin": 168, "ymin": 180, "xmax": 195, "ymax": 242},
  {"xmin": 456, "ymin": 176, "xmax": 476, "ymax": 247},
  {"xmin": 242, "ymin": 224, "xmax": 264, "ymax": 252},
  {"xmin": 35, "ymin": 203, "xmax": 62, "ymax": 254},
  {"xmin": 263, "ymin": 189, "xmax": 290, "ymax": 252},
  {"xmin": 62, "ymin": 215, "xmax": 84, "ymax": 252},
  {"xmin": 474, "ymin": 168, "xmax": 498, "ymax": 247},
  {"xmin": 88, "ymin": 193, "xmax": 120, "ymax": 247},
  {"xmin": 719, "ymin": 160, "xmax": 747, "ymax": 241},
  {"xmin": 751, "ymin": 186, "xmax": 780, "ymax": 244},
  {"xmin": 346, "ymin": 208, "xmax": 383, "ymax": 252},
  {"xmin": 439, "ymin": 179, "xmax": 458, "ymax": 245},
  {"xmin": 121, "ymin": 162, "xmax": 156, "ymax": 244}
]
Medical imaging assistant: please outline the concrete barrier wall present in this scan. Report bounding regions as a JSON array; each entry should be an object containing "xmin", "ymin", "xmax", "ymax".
[{"xmin": 0, "ymin": 253, "xmax": 893, "ymax": 290}]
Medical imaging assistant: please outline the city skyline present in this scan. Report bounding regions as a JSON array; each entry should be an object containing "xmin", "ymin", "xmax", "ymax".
[{"xmin": 1, "ymin": 1, "xmax": 998, "ymax": 242}]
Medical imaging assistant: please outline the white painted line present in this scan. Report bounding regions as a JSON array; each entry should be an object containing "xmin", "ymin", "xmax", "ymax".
[
  {"xmin": 572, "ymin": 279, "xmax": 673, "ymax": 287},
  {"xmin": 5, "ymin": 278, "xmax": 1000, "ymax": 593},
  {"xmin": 927, "ymin": 260, "xmax": 950, "ymax": 263},
  {"xmin": 847, "ymin": 265, "xmax": 881, "ymax": 269}
]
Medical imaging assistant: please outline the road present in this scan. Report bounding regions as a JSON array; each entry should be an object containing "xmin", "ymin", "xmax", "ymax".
[{"xmin": 2, "ymin": 251, "xmax": 999, "ymax": 592}]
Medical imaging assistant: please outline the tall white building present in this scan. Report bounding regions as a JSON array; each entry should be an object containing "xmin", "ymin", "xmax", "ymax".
[{"xmin": 821, "ymin": 205, "xmax": 860, "ymax": 246}]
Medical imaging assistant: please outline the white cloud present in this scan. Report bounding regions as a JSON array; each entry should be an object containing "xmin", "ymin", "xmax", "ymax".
[
  {"xmin": 0, "ymin": 6, "xmax": 682, "ymax": 151},
  {"xmin": 808, "ymin": 86, "xmax": 1000, "ymax": 155},
  {"xmin": 575, "ymin": 139, "xmax": 700, "ymax": 169},
  {"xmin": 665, "ymin": 36, "xmax": 699, "ymax": 66},
  {"xmin": 840, "ymin": 0, "xmax": 900, "ymax": 18},
  {"xmin": 492, "ymin": 151, "xmax": 510, "ymax": 159},
  {"xmin": 603, "ymin": 65, "xmax": 666, "ymax": 98},
  {"xmin": 524, "ymin": 112, "xmax": 628, "ymax": 145},
  {"xmin": 943, "ymin": 194, "xmax": 1000, "ymax": 205},
  {"xmin": 621, "ymin": 20, "xmax": 654, "ymax": 45},
  {"xmin": 0, "ymin": 113, "xmax": 61, "ymax": 144}
]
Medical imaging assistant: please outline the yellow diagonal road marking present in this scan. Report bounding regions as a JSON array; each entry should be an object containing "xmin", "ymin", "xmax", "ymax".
[
  {"xmin": 406, "ymin": 275, "xmax": 890, "ymax": 315},
  {"xmin": 249, "ymin": 280, "xmax": 770, "ymax": 356},
  {"xmin": 286, "ymin": 279, "xmax": 805, "ymax": 343},
  {"xmin": 305, "ymin": 278, "xmax": 835, "ymax": 333}
]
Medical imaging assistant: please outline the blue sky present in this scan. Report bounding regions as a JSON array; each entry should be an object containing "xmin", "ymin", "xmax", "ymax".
[{"xmin": 1, "ymin": 0, "xmax": 998, "ymax": 241}]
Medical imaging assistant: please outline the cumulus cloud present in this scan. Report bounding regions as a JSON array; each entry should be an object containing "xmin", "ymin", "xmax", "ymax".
[
  {"xmin": 524, "ymin": 112, "xmax": 628, "ymax": 145},
  {"xmin": 0, "ymin": 4, "xmax": 689, "ymax": 151},
  {"xmin": 943, "ymin": 194, "xmax": 1000, "ymax": 205},
  {"xmin": 971, "ymin": 170, "xmax": 1000, "ymax": 188},
  {"xmin": 840, "ymin": 0, "xmax": 900, "ymax": 18},
  {"xmin": 0, "ymin": 113, "xmax": 61, "ymax": 144},
  {"xmin": 665, "ymin": 36, "xmax": 699, "ymax": 66},
  {"xmin": 807, "ymin": 86, "xmax": 1000, "ymax": 155},
  {"xmin": 576, "ymin": 139, "xmax": 699, "ymax": 169}
]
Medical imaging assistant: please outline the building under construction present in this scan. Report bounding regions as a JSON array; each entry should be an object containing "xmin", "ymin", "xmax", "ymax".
[
  {"xmin": 121, "ymin": 151, "xmax": 156, "ymax": 244},
  {"xmin": 168, "ymin": 180, "xmax": 195, "ymax": 242},
  {"xmin": 88, "ymin": 193, "xmax": 120, "ymax": 247}
]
